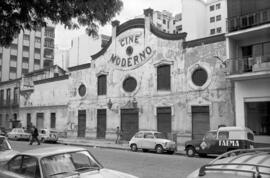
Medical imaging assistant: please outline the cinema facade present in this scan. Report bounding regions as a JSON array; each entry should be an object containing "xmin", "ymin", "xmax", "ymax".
[{"xmin": 2, "ymin": 9, "xmax": 234, "ymax": 145}]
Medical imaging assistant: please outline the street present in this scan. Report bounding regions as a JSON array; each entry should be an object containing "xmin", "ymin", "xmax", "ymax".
[{"xmin": 10, "ymin": 140, "xmax": 211, "ymax": 178}]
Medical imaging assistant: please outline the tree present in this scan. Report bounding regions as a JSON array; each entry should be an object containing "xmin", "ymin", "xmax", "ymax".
[{"xmin": 0, "ymin": 0, "xmax": 123, "ymax": 47}]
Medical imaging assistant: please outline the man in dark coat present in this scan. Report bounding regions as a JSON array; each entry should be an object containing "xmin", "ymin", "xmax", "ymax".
[{"xmin": 29, "ymin": 127, "xmax": 40, "ymax": 145}]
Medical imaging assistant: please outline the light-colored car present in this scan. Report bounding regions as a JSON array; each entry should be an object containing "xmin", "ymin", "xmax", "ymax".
[
  {"xmin": 185, "ymin": 126, "xmax": 254, "ymax": 157},
  {"xmin": 0, "ymin": 136, "xmax": 19, "ymax": 166},
  {"xmin": 129, "ymin": 131, "xmax": 176, "ymax": 154},
  {"xmin": 0, "ymin": 145, "xmax": 139, "ymax": 178},
  {"xmin": 7, "ymin": 128, "xmax": 31, "ymax": 141},
  {"xmin": 39, "ymin": 128, "xmax": 58, "ymax": 143},
  {"xmin": 187, "ymin": 147, "xmax": 270, "ymax": 178}
]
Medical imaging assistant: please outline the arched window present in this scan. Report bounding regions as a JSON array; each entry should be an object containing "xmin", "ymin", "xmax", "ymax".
[
  {"xmin": 157, "ymin": 65, "xmax": 171, "ymax": 90},
  {"xmin": 97, "ymin": 75, "xmax": 107, "ymax": 95}
]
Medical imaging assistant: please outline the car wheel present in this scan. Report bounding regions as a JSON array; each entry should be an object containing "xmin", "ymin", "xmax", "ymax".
[
  {"xmin": 142, "ymin": 149, "xmax": 148, "ymax": 152},
  {"xmin": 186, "ymin": 146, "xmax": 195, "ymax": 157},
  {"xmin": 155, "ymin": 145, "xmax": 164, "ymax": 154},
  {"xmin": 130, "ymin": 144, "xmax": 138, "ymax": 152}
]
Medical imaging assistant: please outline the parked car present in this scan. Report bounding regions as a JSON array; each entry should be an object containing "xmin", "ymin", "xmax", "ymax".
[
  {"xmin": 0, "ymin": 136, "xmax": 19, "ymax": 166},
  {"xmin": 187, "ymin": 147, "xmax": 270, "ymax": 178},
  {"xmin": 129, "ymin": 130, "xmax": 176, "ymax": 154},
  {"xmin": 0, "ymin": 145, "xmax": 138, "ymax": 178},
  {"xmin": 0, "ymin": 127, "xmax": 7, "ymax": 136},
  {"xmin": 185, "ymin": 126, "xmax": 254, "ymax": 157},
  {"xmin": 39, "ymin": 128, "xmax": 58, "ymax": 143},
  {"xmin": 7, "ymin": 128, "xmax": 31, "ymax": 141}
]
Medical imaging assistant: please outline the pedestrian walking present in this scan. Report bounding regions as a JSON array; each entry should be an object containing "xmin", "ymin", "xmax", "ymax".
[
  {"xmin": 29, "ymin": 127, "xmax": 40, "ymax": 145},
  {"xmin": 115, "ymin": 126, "xmax": 122, "ymax": 144}
]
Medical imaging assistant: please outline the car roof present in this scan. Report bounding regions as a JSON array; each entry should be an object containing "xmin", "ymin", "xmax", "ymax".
[
  {"xmin": 218, "ymin": 126, "xmax": 253, "ymax": 132},
  {"xmin": 20, "ymin": 146, "xmax": 87, "ymax": 158},
  {"xmin": 200, "ymin": 148, "xmax": 270, "ymax": 176}
]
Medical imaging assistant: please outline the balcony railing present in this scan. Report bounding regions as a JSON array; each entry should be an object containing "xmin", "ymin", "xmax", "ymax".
[
  {"xmin": 227, "ymin": 8, "xmax": 270, "ymax": 33},
  {"xmin": 229, "ymin": 55, "xmax": 270, "ymax": 75},
  {"xmin": 0, "ymin": 99, "xmax": 19, "ymax": 108}
]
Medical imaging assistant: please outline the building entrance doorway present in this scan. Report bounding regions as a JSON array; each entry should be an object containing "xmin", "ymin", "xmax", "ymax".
[
  {"xmin": 121, "ymin": 109, "xmax": 139, "ymax": 141},
  {"xmin": 245, "ymin": 102, "xmax": 270, "ymax": 136},
  {"xmin": 192, "ymin": 106, "xmax": 210, "ymax": 139}
]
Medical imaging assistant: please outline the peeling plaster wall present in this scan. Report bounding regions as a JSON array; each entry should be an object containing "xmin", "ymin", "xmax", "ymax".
[
  {"xmin": 65, "ymin": 27, "xmax": 234, "ymax": 143},
  {"xmin": 19, "ymin": 79, "xmax": 69, "ymax": 130}
]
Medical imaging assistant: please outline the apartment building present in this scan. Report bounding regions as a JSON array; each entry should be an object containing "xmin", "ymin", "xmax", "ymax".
[
  {"xmin": 182, "ymin": 0, "xmax": 227, "ymax": 40},
  {"xmin": 0, "ymin": 24, "xmax": 55, "ymax": 82},
  {"xmin": 226, "ymin": 0, "xmax": 270, "ymax": 144}
]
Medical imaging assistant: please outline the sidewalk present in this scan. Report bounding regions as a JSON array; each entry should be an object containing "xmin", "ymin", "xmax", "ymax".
[{"xmin": 58, "ymin": 137, "xmax": 186, "ymax": 155}]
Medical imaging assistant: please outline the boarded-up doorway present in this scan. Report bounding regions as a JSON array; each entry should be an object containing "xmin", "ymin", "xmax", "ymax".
[
  {"xmin": 36, "ymin": 113, "xmax": 44, "ymax": 129},
  {"xmin": 192, "ymin": 106, "xmax": 210, "ymax": 139},
  {"xmin": 97, "ymin": 109, "xmax": 106, "ymax": 139},
  {"xmin": 121, "ymin": 109, "xmax": 139, "ymax": 141},
  {"xmin": 77, "ymin": 110, "xmax": 86, "ymax": 137},
  {"xmin": 157, "ymin": 107, "xmax": 172, "ymax": 135}
]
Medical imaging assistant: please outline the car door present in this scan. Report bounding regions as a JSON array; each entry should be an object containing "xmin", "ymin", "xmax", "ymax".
[
  {"xmin": 141, "ymin": 132, "xmax": 156, "ymax": 149},
  {"xmin": 199, "ymin": 131, "xmax": 219, "ymax": 154}
]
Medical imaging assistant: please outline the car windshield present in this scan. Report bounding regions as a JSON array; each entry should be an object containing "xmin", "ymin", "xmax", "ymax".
[
  {"xmin": 154, "ymin": 132, "xmax": 167, "ymax": 139},
  {"xmin": 0, "ymin": 137, "xmax": 11, "ymax": 151},
  {"xmin": 204, "ymin": 131, "xmax": 217, "ymax": 140},
  {"xmin": 41, "ymin": 150, "xmax": 102, "ymax": 178}
]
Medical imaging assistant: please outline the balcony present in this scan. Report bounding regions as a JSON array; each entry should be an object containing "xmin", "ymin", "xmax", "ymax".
[
  {"xmin": 227, "ymin": 8, "xmax": 270, "ymax": 33},
  {"xmin": 228, "ymin": 55, "xmax": 270, "ymax": 80},
  {"xmin": 0, "ymin": 99, "xmax": 19, "ymax": 109}
]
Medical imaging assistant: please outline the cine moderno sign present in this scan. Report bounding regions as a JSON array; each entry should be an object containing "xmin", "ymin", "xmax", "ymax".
[{"xmin": 109, "ymin": 30, "xmax": 155, "ymax": 70}]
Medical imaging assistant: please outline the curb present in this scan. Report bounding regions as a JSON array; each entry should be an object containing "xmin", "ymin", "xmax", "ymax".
[{"xmin": 59, "ymin": 141, "xmax": 186, "ymax": 155}]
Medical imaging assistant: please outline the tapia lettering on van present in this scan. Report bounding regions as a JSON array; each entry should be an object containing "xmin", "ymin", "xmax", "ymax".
[{"xmin": 219, "ymin": 140, "xmax": 240, "ymax": 147}]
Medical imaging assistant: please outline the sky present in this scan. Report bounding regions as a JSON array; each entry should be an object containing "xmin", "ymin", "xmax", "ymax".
[{"xmin": 55, "ymin": 0, "xmax": 182, "ymax": 49}]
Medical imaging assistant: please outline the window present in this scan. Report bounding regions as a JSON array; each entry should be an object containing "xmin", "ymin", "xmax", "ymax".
[
  {"xmin": 13, "ymin": 87, "xmax": 19, "ymax": 104},
  {"xmin": 204, "ymin": 131, "xmax": 217, "ymax": 140},
  {"xmin": 35, "ymin": 37, "xmax": 41, "ymax": 43},
  {"xmin": 218, "ymin": 131, "xmax": 229, "ymax": 139},
  {"xmin": 34, "ymin": 59, "xmax": 40, "ymax": 65},
  {"xmin": 216, "ymin": 3, "xmax": 221, "ymax": 9},
  {"xmin": 217, "ymin": 27, "xmax": 222, "ymax": 33},
  {"xmin": 123, "ymin": 77, "xmax": 137, "ymax": 92},
  {"xmin": 97, "ymin": 75, "xmax": 107, "ymax": 95},
  {"xmin": 210, "ymin": 5, "xmax": 215, "ymax": 11},
  {"xmin": 216, "ymin": 15, "xmax": 221, "ymax": 21},
  {"xmin": 23, "ymin": 46, "xmax": 29, "ymax": 52},
  {"xmin": 210, "ymin": 28, "xmax": 215, "ymax": 35},
  {"xmin": 176, "ymin": 25, "xmax": 182, "ymax": 31},
  {"xmin": 50, "ymin": 113, "xmax": 56, "ymax": 129},
  {"xmin": 8, "ymin": 155, "xmax": 40, "ymax": 178},
  {"xmin": 23, "ymin": 34, "xmax": 30, "ymax": 41},
  {"xmin": 163, "ymin": 19, "xmax": 166, "ymax": 24},
  {"xmin": 210, "ymin": 17, "xmax": 215, "ymax": 23},
  {"xmin": 6, "ymin": 88, "xmax": 11, "ymax": 105},
  {"xmin": 34, "ymin": 48, "xmax": 41, "ymax": 54},
  {"xmin": 144, "ymin": 133, "xmax": 154, "ymax": 139},
  {"xmin": 10, "ymin": 55, "xmax": 17, "ymax": 61},
  {"xmin": 0, "ymin": 90, "xmax": 4, "ymax": 106},
  {"xmin": 78, "ymin": 84, "xmax": 86, "ymax": 97},
  {"xmin": 22, "ymin": 57, "xmax": 29, "ymax": 63},
  {"xmin": 135, "ymin": 132, "xmax": 144, "ymax": 138},
  {"xmin": 192, "ymin": 68, "xmax": 208, "ymax": 86},
  {"xmin": 10, "ymin": 44, "xmax": 18, "ymax": 50},
  {"xmin": 22, "ymin": 68, "xmax": 29, "ymax": 74},
  {"xmin": 157, "ymin": 65, "xmax": 171, "ymax": 90}
]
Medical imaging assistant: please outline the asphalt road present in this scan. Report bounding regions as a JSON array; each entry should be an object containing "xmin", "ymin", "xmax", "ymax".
[{"xmin": 10, "ymin": 140, "xmax": 211, "ymax": 178}]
